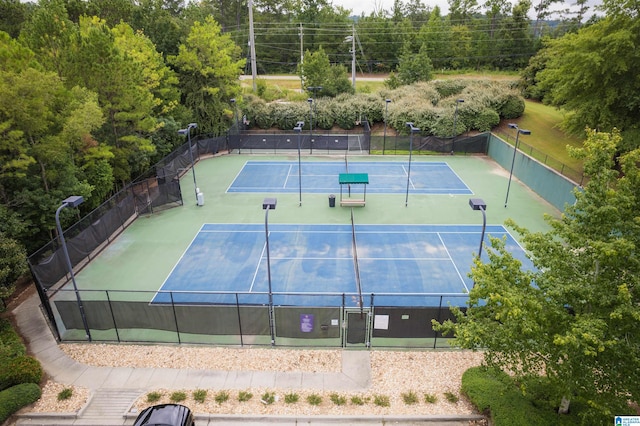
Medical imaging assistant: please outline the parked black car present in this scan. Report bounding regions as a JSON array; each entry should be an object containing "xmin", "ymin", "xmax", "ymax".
[{"xmin": 133, "ymin": 403, "xmax": 195, "ymax": 426}]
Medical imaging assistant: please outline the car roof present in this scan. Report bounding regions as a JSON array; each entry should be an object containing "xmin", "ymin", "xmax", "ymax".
[{"xmin": 134, "ymin": 403, "xmax": 192, "ymax": 426}]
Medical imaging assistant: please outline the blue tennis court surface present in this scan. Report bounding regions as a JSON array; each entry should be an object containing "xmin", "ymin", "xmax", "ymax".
[
  {"xmin": 152, "ymin": 224, "xmax": 531, "ymax": 307},
  {"xmin": 227, "ymin": 161, "xmax": 472, "ymax": 194}
]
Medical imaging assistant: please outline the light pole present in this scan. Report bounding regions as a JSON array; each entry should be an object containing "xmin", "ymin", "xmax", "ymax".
[
  {"xmin": 294, "ymin": 121, "xmax": 304, "ymax": 206},
  {"xmin": 469, "ymin": 198, "xmax": 487, "ymax": 260},
  {"xmin": 451, "ymin": 99, "xmax": 464, "ymax": 154},
  {"xmin": 178, "ymin": 122, "xmax": 199, "ymax": 203},
  {"xmin": 405, "ymin": 122, "xmax": 420, "ymax": 207},
  {"xmin": 230, "ymin": 98, "xmax": 239, "ymax": 130},
  {"xmin": 55, "ymin": 196, "xmax": 91, "ymax": 342},
  {"xmin": 383, "ymin": 99, "xmax": 391, "ymax": 155},
  {"xmin": 262, "ymin": 198, "xmax": 277, "ymax": 346},
  {"xmin": 230, "ymin": 99, "xmax": 240, "ymax": 154},
  {"xmin": 307, "ymin": 86, "xmax": 322, "ymax": 154},
  {"xmin": 504, "ymin": 123, "xmax": 531, "ymax": 208},
  {"xmin": 307, "ymin": 98, "xmax": 313, "ymax": 154}
]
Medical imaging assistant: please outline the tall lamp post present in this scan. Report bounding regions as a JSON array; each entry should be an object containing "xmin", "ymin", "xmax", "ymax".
[
  {"xmin": 383, "ymin": 99, "xmax": 391, "ymax": 155},
  {"xmin": 230, "ymin": 99, "xmax": 240, "ymax": 154},
  {"xmin": 504, "ymin": 123, "xmax": 531, "ymax": 208},
  {"xmin": 262, "ymin": 198, "xmax": 277, "ymax": 346},
  {"xmin": 451, "ymin": 99, "xmax": 464, "ymax": 154},
  {"xmin": 178, "ymin": 122, "xmax": 199, "ymax": 203},
  {"xmin": 294, "ymin": 121, "xmax": 305, "ymax": 206},
  {"xmin": 469, "ymin": 198, "xmax": 487, "ymax": 260},
  {"xmin": 405, "ymin": 122, "xmax": 420, "ymax": 206},
  {"xmin": 307, "ymin": 98, "xmax": 314, "ymax": 154},
  {"xmin": 306, "ymin": 86, "xmax": 322, "ymax": 154},
  {"xmin": 55, "ymin": 196, "xmax": 92, "ymax": 342}
]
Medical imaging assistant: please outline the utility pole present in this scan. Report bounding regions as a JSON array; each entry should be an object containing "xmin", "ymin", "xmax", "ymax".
[
  {"xmin": 351, "ymin": 24, "xmax": 356, "ymax": 89},
  {"xmin": 248, "ymin": 0, "xmax": 257, "ymax": 92},
  {"xmin": 300, "ymin": 23, "xmax": 304, "ymax": 91}
]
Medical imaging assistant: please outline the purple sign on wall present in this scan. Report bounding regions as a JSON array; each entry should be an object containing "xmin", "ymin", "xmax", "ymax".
[{"xmin": 300, "ymin": 314, "xmax": 314, "ymax": 333}]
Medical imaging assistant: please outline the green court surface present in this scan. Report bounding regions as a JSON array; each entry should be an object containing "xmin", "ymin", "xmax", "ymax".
[{"xmin": 73, "ymin": 153, "xmax": 559, "ymax": 298}]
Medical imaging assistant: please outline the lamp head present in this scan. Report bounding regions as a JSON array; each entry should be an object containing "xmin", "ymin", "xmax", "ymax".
[
  {"xmin": 508, "ymin": 123, "xmax": 518, "ymax": 129},
  {"xmin": 307, "ymin": 98, "xmax": 313, "ymax": 103},
  {"xmin": 385, "ymin": 99, "xmax": 391, "ymax": 103},
  {"xmin": 456, "ymin": 99, "xmax": 464, "ymax": 103},
  {"xmin": 520, "ymin": 129, "xmax": 532, "ymax": 135},
  {"xmin": 262, "ymin": 198, "xmax": 277, "ymax": 210},
  {"xmin": 230, "ymin": 98, "xmax": 236, "ymax": 103},
  {"xmin": 63, "ymin": 195, "xmax": 84, "ymax": 208},
  {"xmin": 188, "ymin": 123, "xmax": 197, "ymax": 129},
  {"xmin": 406, "ymin": 122, "xmax": 420, "ymax": 132},
  {"xmin": 469, "ymin": 198, "xmax": 487, "ymax": 211}
]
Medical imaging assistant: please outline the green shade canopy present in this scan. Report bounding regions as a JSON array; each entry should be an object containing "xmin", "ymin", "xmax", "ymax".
[{"xmin": 339, "ymin": 173, "xmax": 369, "ymax": 184}]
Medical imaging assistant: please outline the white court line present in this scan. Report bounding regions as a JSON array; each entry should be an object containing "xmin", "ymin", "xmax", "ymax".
[
  {"xmin": 151, "ymin": 224, "xmax": 207, "ymax": 304},
  {"xmin": 225, "ymin": 161, "xmax": 249, "ymax": 193},
  {"xmin": 249, "ymin": 241, "xmax": 268, "ymax": 292},
  {"xmin": 282, "ymin": 164, "xmax": 292, "ymax": 189},
  {"xmin": 437, "ymin": 232, "xmax": 470, "ymax": 294}
]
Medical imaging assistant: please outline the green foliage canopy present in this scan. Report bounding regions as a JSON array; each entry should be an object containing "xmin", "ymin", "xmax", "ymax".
[{"xmin": 436, "ymin": 129, "xmax": 640, "ymax": 422}]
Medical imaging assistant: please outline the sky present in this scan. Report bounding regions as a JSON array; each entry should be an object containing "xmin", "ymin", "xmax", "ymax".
[{"xmin": 332, "ymin": 0, "xmax": 603, "ymax": 19}]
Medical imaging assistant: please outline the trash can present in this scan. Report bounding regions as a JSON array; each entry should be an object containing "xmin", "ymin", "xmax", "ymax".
[
  {"xmin": 196, "ymin": 188, "xmax": 205, "ymax": 206},
  {"xmin": 329, "ymin": 194, "xmax": 336, "ymax": 208}
]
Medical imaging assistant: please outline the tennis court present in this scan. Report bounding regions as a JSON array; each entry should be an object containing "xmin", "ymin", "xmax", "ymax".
[
  {"xmin": 152, "ymin": 222, "xmax": 531, "ymax": 308},
  {"xmin": 227, "ymin": 160, "xmax": 472, "ymax": 194},
  {"xmin": 46, "ymin": 152, "xmax": 561, "ymax": 345}
]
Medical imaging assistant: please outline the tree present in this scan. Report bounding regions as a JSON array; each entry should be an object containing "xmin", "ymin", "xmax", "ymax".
[
  {"xmin": 298, "ymin": 46, "xmax": 353, "ymax": 97},
  {"xmin": 396, "ymin": 42, "xmax": 433, "ymax": 85},
  {"xmin": 170, "ymin": 16, "xmax": 245, "ymax": 134},
  {"xmin": 0, "ymin": 232, "xmax": 27, "ymax": 305},
  {"xmin": 416, "ymin": 6, "xmax": 451, "ymax": 69},
  {"xmin": 534, "ymin": 15, "xmax": 640, "ymax": 140},
  {"xmin": 436, "ymin": 129, "xmax": 640, "ymax": 422}
]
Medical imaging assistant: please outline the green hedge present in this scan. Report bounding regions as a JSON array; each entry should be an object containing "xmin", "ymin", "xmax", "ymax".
[
  {"xmin": 461, "ymin": 367, "xmax": 580, "ymax": 426},
  {"xmin": 242, "ymin": 79, "xmax": 524, "ymax": 135},
  {"xmin": 0, "ymin": 319, "xmax": 26, "ymax": 359},
  {"xmin": 0, "ymin": 383, "xmax": 42, "ymax": 423},
  {"xmin": 0, "ymin": 355, "xmax": 42, "ymax": 391}
]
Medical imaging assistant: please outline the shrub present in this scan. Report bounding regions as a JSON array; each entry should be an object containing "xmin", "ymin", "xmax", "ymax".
[
  {"xmin": 238, "ymin": 391, "xmax": 253, "ymax": 402},
  {"xmin": 329, "ymin": 393, "xmax": 346, "ymax": 406},
  {"xmin": 57, "ymin": 387, "xmax": 73, "ymax": 401},
  {"xmin": 0, "ymin": 383, "xmax": 42, "ymax": 423},
  {"xmin": 373, "ymin": 394, "xmax": 390, "ymax": 407},
  {"xmin": 0, "ymin": 356, "xmax": 42, "ymax": 391},
  {"xmin": 261, "ymin": 391, "xmax": 275, "ymax": 405},
  {"xmin": 497, "ymin": 94, "xmax": 525, "ymax": 119},
  {"xmin": 472, "ymin": 109, "xmax": 501, "ymax": 132},
  {"xmin": 146, "ymin": 391, "xmax": 162, "ymax": 403},
  {"xmin": 461, "ymin": 366, "xmax": 584, "ymax": 426},
  {"xmin": 306, "ymin": 393, "xmax": 322, "ymax": 406},
  {"xmin": 433, "ymin": 80, "xmax": 468, "ymax": 98},
  {"xmin": 444, "ymin": 392, "xmax": 459, "ymax": 403},
  {"xmin": 350, "ymin": 395, "xmax": 365, "ymax": 405},
  {"xmin": 424, "ymin": 393, "xmax": 438, "ymax": 403},
  {"xmin": 0, "ymin": 319, "xmax": 26, "ymax": 359},
  {"xmin": 169, "ymin": 391, "xmax": 186, "ymax": 402},
  {"xmin": 402, "ymin": 390, "xmax": 419, "ymax": 405},
  {"xmin": 192, "ymin": 389, "xmax": 207, "ymax": 403},
  {"xmin": 284, "ymin": 392, "xmax": 299, "ymax": 404},
  {"xmin": 214, "ymin": 390, "xmax": 229, "ymax": 404}
]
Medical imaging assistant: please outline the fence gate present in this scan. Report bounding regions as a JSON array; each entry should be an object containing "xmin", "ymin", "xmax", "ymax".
[{"xmin": 343, "ymin": 308, "xmax": 371, "ymax": 347}]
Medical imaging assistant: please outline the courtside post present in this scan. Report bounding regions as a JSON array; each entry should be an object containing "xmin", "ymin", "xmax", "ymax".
[{"xmin": 263, "ymin": 198, "xmax": 277, "ymax": 346}]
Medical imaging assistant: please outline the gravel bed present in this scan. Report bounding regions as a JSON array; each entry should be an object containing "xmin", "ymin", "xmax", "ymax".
[{"xmin": 22, "ymin": 345, "xmax": 485, "ymax": 417}]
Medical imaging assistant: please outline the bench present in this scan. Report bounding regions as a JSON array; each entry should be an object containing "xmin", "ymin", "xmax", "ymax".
[{"xmin": 340, "ymin": 199, "xmax": 366, "ymax": 207}]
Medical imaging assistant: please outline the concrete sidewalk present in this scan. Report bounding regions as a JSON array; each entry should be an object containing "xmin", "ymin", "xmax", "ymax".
[{"xmin": 12, "ymin": 294, "xmax": 484, "ymax": 425}]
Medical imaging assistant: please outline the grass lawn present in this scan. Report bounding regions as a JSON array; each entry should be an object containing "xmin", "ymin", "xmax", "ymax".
[{"xmin": 496, "ymin": 100, "xmax": 584, "ymax": 174}]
